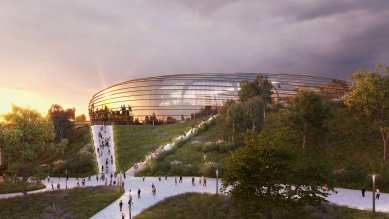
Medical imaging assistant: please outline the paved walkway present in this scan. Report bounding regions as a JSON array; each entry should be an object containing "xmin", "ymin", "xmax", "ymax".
[
  {"xmin": 1, "ymin": 176, "xmax": 388, "ymax": 218},
  {"xmin": 92, "ymin": 125, "xmax": 117, "ymax": 174}
]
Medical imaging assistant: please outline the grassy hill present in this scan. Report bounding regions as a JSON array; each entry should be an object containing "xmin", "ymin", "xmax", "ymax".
[
  {"xmin": 135, "ymin": 105, "xmax": 389, "ymax": 192},
  {"xmin": 114, "ymin": 119, "xmax": 202, "ymax": 171},
  {"xmin": 0, "ymin": 186, "xmax": 123, "ymax": 218},
  {"xmin": 136, "ymin": 120, "xmax": 231, "ymax": 177},
  {"xmin": 134, "ymin": 193, "xmax": 389, "ymax": 219}
]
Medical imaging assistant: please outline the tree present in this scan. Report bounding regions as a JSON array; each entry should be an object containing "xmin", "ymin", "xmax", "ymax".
[
  {"xmin": 222, "ymin": 133, "xmax": 330, "ymax": 218},
  {"xmin": 243, "ymin": 96, "xmax": 265, "ymax": 138},
  {"xmin": 282, "ymin": 91, "xmax": 330, "ymax": 148},
  {"xmin": 75, "ymin": 114, "xmax": 86, "ymax": 122},
  {"xmin": 239, "ymin": 75, "xmax": 272, "ymax": 103},
  {"xmin": 0, "ymin": 105, "xmax": 55, "ymax": 206},
  {"xmin": 225, "ymin": 102, "xmax": 245, "ymax": 143},
  {"xmin": 48, "ymin": 104, "xmax": 75, "ymax": 143},
  {"xmin": 344, "ymin": 65, "xmax": 389, "ymax": 161}
]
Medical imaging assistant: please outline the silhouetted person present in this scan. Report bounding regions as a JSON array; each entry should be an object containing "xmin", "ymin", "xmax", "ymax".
[
  {"xmin": 119, "ymin": 200, "xmax": 123, "ymax": 211},
  {"xmin": 361, "ymin": 188, "xmax": 366, "ymax": 197},
  {"xmin": 138, "ymin": 188, "xmax": 141, "ymax": 198}
]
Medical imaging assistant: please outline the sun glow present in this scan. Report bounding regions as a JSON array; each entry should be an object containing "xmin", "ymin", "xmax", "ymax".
[{"xmin": 0, "ymin": 87, "xmax": 55, "ymax": 116}]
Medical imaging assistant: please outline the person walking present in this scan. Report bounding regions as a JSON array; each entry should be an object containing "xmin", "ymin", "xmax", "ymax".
[
  {"xmin": 361, "ymin": 187, "xmax": 366, "ymax": 197},
  {"xmin": 138, "ymin": 188, "xmax": 141, "ymax": 198},
  {"xmin": 179, "ymin": 176, "xmax": 182, "ymax": 183},
  {"xmin": 152, "ymin": 183, "xmax": 156, "ymax": 196},
  {"xmin": 119, "ymin": 200, "xmax": 123, "ymax": 211},
  {"xmin": 121, "ymin": 212, "xmax": 125, "ymax": 219},
  {"xmin": 175, "ymin": 177, "xmax": 177, "ymax": 185},
  {"xmin": 129, "ymin": 189, "xmax": 133, "ymax": 203},
  {"xmin": 203, "ymin": 177, "xmax": 207, "ymax": 186},
  {"xmin": 143, "ymin": 176, "xmax": 145, "ymax": 182},
  {"xmin": 192, "ymin": 177, "xmax": 195, "ymax": 186},
  {"xmin": 376, "ymin": 189, "xmax": 380, "ymax": 199},
  {"xmin": 51, "ymin": 182, "xmax": 54, "ymax": 190}
]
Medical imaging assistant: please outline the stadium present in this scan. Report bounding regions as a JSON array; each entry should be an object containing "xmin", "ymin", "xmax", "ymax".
[{"xmin": 88, "ymin": 73, "xmax": 349, "ymax": 124}]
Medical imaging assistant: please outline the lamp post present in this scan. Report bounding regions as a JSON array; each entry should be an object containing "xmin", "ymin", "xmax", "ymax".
[
  {"xmin": 65, "ymin": 170, "xmax": 68, "ymax": 189},
  {"xmin": 119, "ymin": 171, "xmax": 122, "ymax": 192},
  {"xmin": 129, "ymin": 189, "xmax": 132, "ymax": 219},
  {"xmin": 216, "ymin": 169, "xmax": 219, "ymax": 195},
  {"xmin": 372, "ymin": 174, "xmax": 376, "ymax": 214}
]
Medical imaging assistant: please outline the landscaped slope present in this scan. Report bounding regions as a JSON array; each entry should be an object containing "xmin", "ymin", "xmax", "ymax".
[
  {"xmin": 134, "ymin": 193, "xmax": 389, "ymax": 219},
  {"xmin": 0, "ymin": 186, "xmax": 123, "ymax": 218},
  {"xmin": 114, "ymin": 119, "xmax": 201, "ymax": 171},
  {"xmin": 136, "ymin": 121, "xmax": 229, "ymax": 177}
]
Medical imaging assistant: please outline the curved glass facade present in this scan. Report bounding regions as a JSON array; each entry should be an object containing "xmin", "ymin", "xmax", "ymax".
[{"xmin": 88, "ymin": 73, "xmax": 348, "ymax": 124}]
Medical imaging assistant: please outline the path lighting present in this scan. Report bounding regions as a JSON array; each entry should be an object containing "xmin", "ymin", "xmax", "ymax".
[
  {"xmin": 65, "ymin": 170, "xmax": 68, "ymax": 189},
  {"xmin": 119, "ymin": 171, "xmax": 122, "ymax": 192},
  {"xmin": 216, "ymin": 169, "xmax": 219, "ymax": 195},
  {"xmin": 129, "ymin": 190, "xmax": 132, "ymax": 219},
  {"xmin": 372, "ymin": 174, "xmax": 376, "ymax": 214}
]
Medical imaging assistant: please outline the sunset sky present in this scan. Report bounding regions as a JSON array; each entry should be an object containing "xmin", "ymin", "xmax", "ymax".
[{"xmin": 1, "ymin": 0, "xmax": 388, "ymax": 117}]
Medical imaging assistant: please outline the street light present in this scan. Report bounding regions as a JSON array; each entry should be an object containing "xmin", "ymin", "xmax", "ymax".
[
  {"xmin": 372, "ymin": 174, "xmax": 376, "ymax": 214},
  {"xmin": 129, "ymin": 189, "xmax": 132, "ymax": 219},
  {"xmin": 119, "ymin": 171, "xmax": 122, "ymax": 192},
  {"xmin": 216, "ymin": 169, "xmax": 219, "ymax": 195},
  {"xmin": 65, "ymin": 170, "xmax": 68, "ymax": 189}
]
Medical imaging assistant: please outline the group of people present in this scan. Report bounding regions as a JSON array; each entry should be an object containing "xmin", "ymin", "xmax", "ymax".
[
  {"xmin": 77, "ymin": 178, "xmax": 87, "ymax": 187},
  {"xmin": 97, "ymin": 125, "xmax": 115, "ymax": 174}
]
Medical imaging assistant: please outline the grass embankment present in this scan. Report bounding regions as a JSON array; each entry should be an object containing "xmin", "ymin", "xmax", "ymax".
[
  {"xmin": 41, "ymin": 125, "xmax": 97, "ymax": 177},
  {"xmin": 135, "ymin": 193, "xmax": 389, "ymax": 219},
  {"xmin": 0, "ymin": 186, "xmax": 123, "ymax": 218},
  {"xmin": 114, "ymin": 119, "xmax": 201, "ymax": 172},
  {"xmin": 0, "ymin": 182, "xmax": 45, "ymax": 194},
  {"xmin": 134, "ymin": 193, "xmax": 232, "ymax": 219},
  {"xmin": 137, "ymin": 120, "xmax": 230, "ymax": 177},
  {"xmin": 262, "ymin": 106, "xmax": 389, "ymax": 192}
]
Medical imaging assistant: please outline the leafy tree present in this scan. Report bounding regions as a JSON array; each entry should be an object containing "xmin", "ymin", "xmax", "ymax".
[
  {"xmin": 222, "ymin": 133, "xmax": 330, "ymax": 218},
  {"xmin": 243, "ymin": 96, "xmax": 265, "ymax": 138},
  {"xmin": 75, "ymin": 114, "xmax": 86, "ymax": 122},
  {"xmin": 282, "ymin": 91, "xmax": 330, "ymax": 148},
  {"xmin": 0, "ymin": 105, "xmax": 55, "ymax": 206},
  {"xmin": 225, "ymin": 102, "xmax": 245, "ymax": 143},
  {"xmin": 48, "ymin": 104, "xmax": 75, "ymax": 143},
  {"xmin": 344, "ymin": 65, "xmax": 389, "ymax": 161},
  {"xmin": 239, "ymin": 74, "xmax": 272, "ymax": 103}
]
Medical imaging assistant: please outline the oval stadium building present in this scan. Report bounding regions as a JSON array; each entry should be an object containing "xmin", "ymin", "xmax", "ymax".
[{"xmin": 88, "ymin": 73, "xmax": 348, "ymax": 124}]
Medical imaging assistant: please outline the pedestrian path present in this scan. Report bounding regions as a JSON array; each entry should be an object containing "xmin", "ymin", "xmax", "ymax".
[
  {"xmin": 91, "ymin": 176, "xmax": 220, "ymax": 218},
  {"xmin": 1, "ymin": 175, "xmax": 389, "ymax": 217},
  {"xmin": 92, "ymin": 125, "xmax": 117, "ymax": 174}
]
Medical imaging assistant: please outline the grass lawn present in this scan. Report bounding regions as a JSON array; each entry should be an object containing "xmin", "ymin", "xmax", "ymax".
[
  {"xmin": 0, "ymin": 186, "xmax": 123, "ymax": 218},
  {"xmin": 135, "ymin": 193, "xmax": 389, "ymax": 219},
  {"xmin": 0, "ymin": 182, "xmax": 45, "ymax": 194},
  {"xmin": 134, "ymin": 193, "xmax": 231, "ymax": 219},
  {"xmin": 114, "ymin": 119, "xmax": 202, "ymax": 171},
  {"xmin": 136, "ymin": 121, "xmax": 229, "ymax": 177}
]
